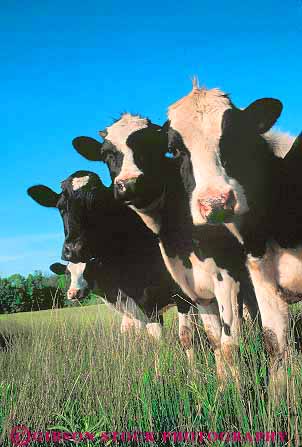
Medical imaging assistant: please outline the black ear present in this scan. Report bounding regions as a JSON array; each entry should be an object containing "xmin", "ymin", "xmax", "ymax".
[
  {"xmin": 243, "ymin": 98, "xmax": 283, "ymax": 134},
  {"xmin": 50, "ymin": 263, "xmax": 67, "ymax": 275},
  {"xmin": 27, "ymin": 185, "xmax": 60, "ymax": 207},
  {"xmin": 161, "ymin": 120, "xmax": 170, "ymax": 135},
  {"xmin": 72, "ymin": 136, "xmax": 103, "ymax": 161}
]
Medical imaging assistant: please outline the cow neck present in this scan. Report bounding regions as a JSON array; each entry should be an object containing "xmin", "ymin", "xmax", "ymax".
[
  {"xmin": 160, "ymin": 205, "xmax": 195, "ymax": 259},
  {"xmin": 227, "ymin": 145, "xmax": 282, "ymax": 257},
  {"xmin": 129, "ymin": 187, "xmax": 165, "ymax": 235},
  {"xmin": 150, "ymin": 160, "xmax": 195, "ymax": 260},
  {"xmin": 93, "ymin": 191, "xmax": 159, "ymax": 264},
  {"xmin": 138, "ymin": 186, "xmax": 166, "ymax": 214}
]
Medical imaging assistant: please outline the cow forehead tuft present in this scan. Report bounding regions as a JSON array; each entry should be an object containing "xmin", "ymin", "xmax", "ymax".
[
  {"xmin": 167, "ymin": 87, "xmax": 232, "ymax": 148},
  {"xmin": 168, "ymin": 87, "xmax": 231, "ymax": 122},
  {"xmin": 72, "ymin": 175, "xmax": 90, "ymax": 191},
  {"xmin": 105, "ymin": 113, "xmax": 149, "ymax": 151}
]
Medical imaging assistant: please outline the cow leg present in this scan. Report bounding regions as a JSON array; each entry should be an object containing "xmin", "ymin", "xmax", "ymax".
[
  {"xmin": 146, "ymin": 322, "xmax": 162, "ymax": 340},
  {"xmin": 247, "ymin": 255, "xmax": 288, "ymax": 398},
  {"xmin": 120, "ymin": 314, "xmax": 135, "ymax": 333},
  {"xmin": 178, "ymin": 311, "xmax": 194, "ymax": 364},
  {"xmin": 138, "ymin": 287, "xmax": 165, "ymax": 341},
  {"xmin": 120, "ymin": 314, "xmax": 145, "ymax": 334},
  {"xmin": 119, "ymin": 295, "xmax": 148, "ymax": 335},
  {"xmin": 242, "ymin": 304, "xmax": 253, "ymax": 323},
  {"xmin": 197, "ymin": 301, "xmax": 227, "ymax": 383},
  {"xmin": 146, "ymin": 317, "xmax": 164, "ymax": 380},
  {"xmin": 238, "ymin": 268, "xmax": 260, "ymax": 323},
  {"xmin": 221, "ymin": 279, "xmax": 241, "ymax": 388},
  {"xmin": 213, "ymin": 271, "xmax": 241, "ymax": 338},
  {"xmin": 174, "ymin": 297, "xmax": 194, "ymax": 365},
  {"xmin": 212, "ymin": 273, "xmax": 241, "ymax": 386}
]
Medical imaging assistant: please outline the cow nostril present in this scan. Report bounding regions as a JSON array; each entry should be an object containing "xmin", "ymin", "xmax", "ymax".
[{"xmin": 116, "ymin": 181, "xmax": 126, "ymax": 193}]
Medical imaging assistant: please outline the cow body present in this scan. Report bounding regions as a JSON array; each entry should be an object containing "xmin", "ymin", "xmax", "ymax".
[
  {"xmin": 28, "ymin": 172, "xmax": 193, "ymax": 346},
  {"xmin": 73, "ymin": 116, "xmax": 258, "ymax": 384},
  {"xmin": 164, "ymin": 82, "xmax": 301, "ymax": 393}
]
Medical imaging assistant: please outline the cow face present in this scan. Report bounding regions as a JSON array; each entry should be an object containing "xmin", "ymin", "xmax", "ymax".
[
  {"xmin": 28, "ymin": 171, "xmax": 107, "ymax": 262},
  {"xmin": 166, "ymin": 85, "xmax": 282, "ymax": 225},
  {"xmin": 50, "ymin": 262, "xmax": 89, "ymax": 300},
  {"xmin": 72, "ymin": 113, "xmax": 166, "ymax": 209}
]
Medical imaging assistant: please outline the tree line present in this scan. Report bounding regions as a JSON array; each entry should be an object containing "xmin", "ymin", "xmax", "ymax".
[{"xmin": 0, "ymin": 272, "xmax": 94, "ymax": 314}]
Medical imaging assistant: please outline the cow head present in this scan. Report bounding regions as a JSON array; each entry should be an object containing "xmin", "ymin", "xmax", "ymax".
[
  {"xmin": 50, "ymin": 262, "xmax": 90, "ymax": 301},
  {"xmin": 72, "ymin": 113, "xmax": 167, "ymax": 209},
  {"xmin": 28, "ymin": 171, "xmax": 108, "ymax": 262},
  {"xmin": 165, "ymin": 84, "xmax": 282, "ymax": 225}
]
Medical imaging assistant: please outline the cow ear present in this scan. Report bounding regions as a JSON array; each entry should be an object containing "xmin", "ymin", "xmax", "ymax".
[
  {"xmin": 50, "ymin": 263, "xmax": 67, "ymax": 275},
  {"xmin": 161, "ymin": 120, "xmax": 170, "ymax": 135},
  {"xmin": 27, "ymin": 185, "xmax": 59, "ymax": 207},
  {"xmin": 243, "ymin": 98, "xmax": 283, "ymax": 134},
  {"xmin": 72, "ymin": 136, "xmax": 103, "ymax": 161}
]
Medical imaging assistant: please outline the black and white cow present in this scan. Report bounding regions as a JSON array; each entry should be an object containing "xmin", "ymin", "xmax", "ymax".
[
  {"xmin": 28, "ymin": 172, "xmax": 193, "ymax": 347},
  {"xmin": 50, "ymin": 262, "xmax": 90, "ymax": 301},
  {"xmin": 162, "ymin": 83, "xmax": 301, "ymax": 392},
  {"xmin": 72, "ymin": 116, "xmax": 258, "ymax": 385},
  {"xmin": 50, "ymin": 261, "xmax": 165, "ymax": 334}
]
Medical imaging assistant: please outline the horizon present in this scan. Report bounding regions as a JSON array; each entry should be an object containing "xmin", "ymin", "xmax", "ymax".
[{"xmin": 1, "ymin": 0, "xmax": 302, "ymax": 276}]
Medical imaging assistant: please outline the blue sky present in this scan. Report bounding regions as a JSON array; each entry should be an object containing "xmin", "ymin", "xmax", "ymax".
[{"xmin": 0, "ymin": 0, "xmax": 301, "ymax": 276}]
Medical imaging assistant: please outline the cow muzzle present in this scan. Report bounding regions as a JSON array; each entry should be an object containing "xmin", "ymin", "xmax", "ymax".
[
  {"xmin": 67, "ymin": 287, "xmax": 89, "ymax": 301},
  {"xmin": 198, "ymin": 190, "xmax": 237, "ymax": 223},
  {"xmin": 114, "ymin": 177, "xmax": 140, "ymax": 202}
]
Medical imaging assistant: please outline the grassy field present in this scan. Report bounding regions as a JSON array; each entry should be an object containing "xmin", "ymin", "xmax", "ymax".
[{"xmin": 0, "ymin": 302, "xmax": 302, "ymax": 446}]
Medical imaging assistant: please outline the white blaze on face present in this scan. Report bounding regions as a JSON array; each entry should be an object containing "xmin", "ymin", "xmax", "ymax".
[
  {"xmin": 66, "ymin": 262, "xmax": 88, "ymax": 299},
  {"xmin": 72, "ymin": 176, "xmax": 90, "ymax": 191},
  {"xmin": 106, "ymin": 114, "xmax": 148, "ymax": 183},
  {"xmin": 168, "ymin": 87, "xmax": 248, "ymax": 224}
]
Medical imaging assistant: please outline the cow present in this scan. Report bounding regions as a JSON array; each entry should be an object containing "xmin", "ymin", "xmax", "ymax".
[
  {"xmin": 50, "ymin": 262, "xmax": 90, "ymax": 301},
  {"xmin": 72, "ymin": 116, "xmax": 258, "ymax": 386},
  {"xmin": 50, "ymin": 261, "xmax": 165, "ymax": 334},
  {"xmin": 161, "ymin": 81, "xmax": 301, "ymax": 394},
  {"xmin": 28, "ymin": 171, "xmax": 194, "ymax": 349}
]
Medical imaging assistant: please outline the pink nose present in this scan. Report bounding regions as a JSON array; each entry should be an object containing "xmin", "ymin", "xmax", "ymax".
[
  {"xmin": 67, "ymin": 288, "xmax": 80, "ymax": 300},
  {"xmin": 198, "ymin": 190, "xmax": 236, "ymax": 221}
]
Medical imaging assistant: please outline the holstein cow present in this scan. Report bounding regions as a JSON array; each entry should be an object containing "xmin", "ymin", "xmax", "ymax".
[
  {"xmin": 50, "ymin": 261, "xmax": 164, "ymax": 333},
  {"xmin": 50, "ymin": 262, "xmax": 90, "ymax": 301},
  {"xmin": 163, "ymin": 82, "xmax": 301, "ymax": 393},
  {"xmin": 72, "ymin": 116, "xmax": 258, "ymax": 385},
  {"xmin": 28, "ymin": 172, "xmax": 193, "ymax": 347}
]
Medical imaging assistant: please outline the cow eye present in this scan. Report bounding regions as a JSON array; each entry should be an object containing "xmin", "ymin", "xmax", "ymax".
[
  {"xmin": 165, "ymin": 148, "xmax": 181, "ymax": 159},
  {"xmin": 164, "ymin": 151, "xmax": 174, "ymax": 159},
  {"xmin": 104, "ymin": 152, "xmax": 115, "ymax": 163}
]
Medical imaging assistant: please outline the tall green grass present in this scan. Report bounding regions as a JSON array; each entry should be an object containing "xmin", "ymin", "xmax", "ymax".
[{"xmin": 0, "ymin": 304, "xmax": 301, "ymax": 446}]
